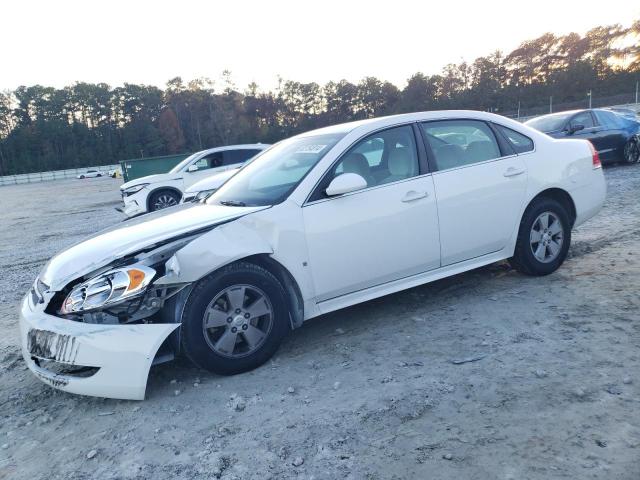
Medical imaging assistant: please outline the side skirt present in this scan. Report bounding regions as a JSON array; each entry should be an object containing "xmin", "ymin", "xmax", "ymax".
[{"xmin": 312, "ymin": 249, "xmax": 510, "ymax": 318}]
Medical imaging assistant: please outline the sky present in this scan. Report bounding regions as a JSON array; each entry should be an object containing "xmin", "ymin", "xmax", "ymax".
[{"xmin": 2, "ymin": 0, "xmax": 639, "ymax": 92}]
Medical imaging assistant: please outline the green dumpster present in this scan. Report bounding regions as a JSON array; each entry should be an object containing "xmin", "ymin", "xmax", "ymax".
[{"xmin": 119, "ymin": 153, "xmax": 191, "ymax": 182}]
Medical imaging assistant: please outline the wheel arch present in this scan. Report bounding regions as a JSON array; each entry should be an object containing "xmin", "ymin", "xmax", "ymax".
[
  {"xmin": 161, "ymin": 220, "xmax": 305, "ymax": 329},
  {"xmin": 525, "ymin": 188, "xmax": 577, "ymax": 227},
  {"xmin": 146, "ymin": 186, "xmax": 183, "ymax": 211},
  {"xmin": 233, "ymin": 254, "xmax": 304, "ymax": 330}
]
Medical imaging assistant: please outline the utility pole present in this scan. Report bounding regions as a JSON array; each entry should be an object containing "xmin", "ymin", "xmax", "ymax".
[
  {"xmin": 587, "ymin": 90, "xmax": 592, "ymax": 109},
  {"xmin": 636, "ymin": 81, "xmax": 639, "ymax": 105},
  {"xmin": 517, "ymin": 101, "xmax": 521, "ymax": 120},
  {"xmin": 549, "ymin": 96, "xmax": 553, "ymax": 114}
]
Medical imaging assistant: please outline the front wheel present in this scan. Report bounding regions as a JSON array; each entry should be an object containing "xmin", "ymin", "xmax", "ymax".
[
  {"xmin": 180, "ymin": 262, "xmax": 290, "ymax": 375},
  {"xmin": 509, "ymin": 198, "xmax": 571, "ymax": 276},
  {"xmin": 149, "ymin": 190, "xmax": 180, "ymax": 211}
]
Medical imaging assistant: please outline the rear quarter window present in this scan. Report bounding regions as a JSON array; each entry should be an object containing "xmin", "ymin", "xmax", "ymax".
[{"xmin": 495, "ymin": 125, "xmax": 534, "ymax": 154}]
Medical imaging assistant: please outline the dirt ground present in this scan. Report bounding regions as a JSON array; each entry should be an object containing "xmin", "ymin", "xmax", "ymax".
[{"xmin": 0, "ymin": 168, "xmax": 639, "ymax": 480}]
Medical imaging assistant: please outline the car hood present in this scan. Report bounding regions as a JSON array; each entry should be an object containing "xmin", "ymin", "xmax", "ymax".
[
  {"xmin": 40, "ymin": 203, "xmax": 269, "ymax": 291},
  {"xmin": 121, "ymin": 173, "xmax": 177, "ymax": 190},
  {"xmin": 184, "ymin": 168, "xmax": 239, "ymax": 194}
]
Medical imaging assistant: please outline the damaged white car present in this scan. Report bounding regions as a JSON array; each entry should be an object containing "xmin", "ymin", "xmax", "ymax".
[{"xmin": 20, "ymin": 111, "xmax": 606, "ymax": 400}]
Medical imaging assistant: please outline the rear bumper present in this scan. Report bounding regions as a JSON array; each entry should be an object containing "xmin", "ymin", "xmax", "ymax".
[
  {"xmin": 571, "ymin": 168, "xmax": 607, "ymax": 227},
  {"xmin": 19, "ymin": 295, "xmax": 179, "ymax": 400}
]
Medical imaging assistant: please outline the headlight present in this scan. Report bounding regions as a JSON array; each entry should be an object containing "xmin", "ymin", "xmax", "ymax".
[
  {"xmin": 60, "ymin": 265, "xmax": 156, "ymax": 314},
  {"xmin": 195, "ymin": 188, "xmax": 217, "ymax": 201},
  {"xmin": 122, "ymin": 183, "xmax": 149, "ymax": 196}
]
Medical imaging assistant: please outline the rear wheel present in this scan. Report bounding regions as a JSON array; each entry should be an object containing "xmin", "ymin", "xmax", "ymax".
[
  {"xmin": 623, "ymin": 139, "xmax": 639, "ymax": 164},
  {"xmin": 149, "ymin": 190, "xmax": 180, "ymax": 211},
  {"xmin": 509, "ymin": 198, "xmax": 571, "ymax": 276},
  {"xmin": 180, "ymin": 262, "xmax": 290, "ymax": 375}
]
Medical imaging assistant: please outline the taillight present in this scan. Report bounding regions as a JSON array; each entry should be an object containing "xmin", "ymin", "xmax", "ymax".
[{"xmin": 588, "ymin": 141, "xmax": 601, "ymax": 169}]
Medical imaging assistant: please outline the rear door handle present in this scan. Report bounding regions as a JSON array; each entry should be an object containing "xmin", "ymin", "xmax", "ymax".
[
  {"xmin": 401, "ymin": 190, "xmax": 428, "ymax": 202},
  {"xmin": 503, "ymin": 167, "xmax": 525, "ymax": 177}
]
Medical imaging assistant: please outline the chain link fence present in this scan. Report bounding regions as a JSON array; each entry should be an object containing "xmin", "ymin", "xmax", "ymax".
[
  {"xmin": 0, "ymin": 165, "xmax": 119, "ymax": 187},
  {"xmin": 501, "ymin": 93, "xmax": 640, "ymax": 121}
]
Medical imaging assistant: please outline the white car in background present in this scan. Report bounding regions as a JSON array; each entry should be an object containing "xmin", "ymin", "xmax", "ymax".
[
  {"xmin": 181, "ymin": 166, "xmax": 244, "ymax": 203},
  {"xmin": 118, "ymin": 144, "xmax": 268, "ymax": 217},
  {"xmin": 21, "ymin": 110, "xmax": 605, "ymax": 400},
  {"xmin": 77, "ymin": 169, "xmax": 103, "ymax": 179}
]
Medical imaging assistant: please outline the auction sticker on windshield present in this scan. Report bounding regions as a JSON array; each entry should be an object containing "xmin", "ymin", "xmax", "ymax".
[{"xmin": 295, "ymin": 144, "xmax": 327, "ymax": 154}]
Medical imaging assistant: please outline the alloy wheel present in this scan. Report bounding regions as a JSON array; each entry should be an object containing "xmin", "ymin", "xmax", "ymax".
[
  {"xmin": 153, "ymin": 194, "xmax": 178, "ymax": 210},
  {"xmin": 624, "ymin": 141, "xmax": 639, "ymax": 164},
  {"xmin": 202, "ymin": 284, "xmax": 274, "ymax": 358},
  {"xmin": 530, "ymin": 211, "xmax": 564, "ymax": 264}
]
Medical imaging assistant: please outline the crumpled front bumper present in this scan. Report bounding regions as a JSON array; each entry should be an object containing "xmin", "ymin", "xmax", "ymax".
[
  {"xmin": 19, "ymin": 294, "xmax": 179, "ymax": 400},
  {"xmin": 118, "ymin": 191, "xmax": 147, "ymax": 217}
]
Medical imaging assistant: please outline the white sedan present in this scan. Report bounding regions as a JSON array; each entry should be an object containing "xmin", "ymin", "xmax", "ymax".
[
  {"xmin": 20, "ymin": 111, "xmax": 605, "ymax": 400},
  {"xmin": 77, "ymin": 169, "xmax": 103, "ymax": 179},
  {"xmin": 118, "ymin": 144, "xmax": 268, "ymax": 217}
]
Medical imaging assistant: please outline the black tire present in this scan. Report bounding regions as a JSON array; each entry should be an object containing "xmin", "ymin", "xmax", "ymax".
[
  {"xmin": 623, "ymin": 139, "xmax": 639, "ymax": 164},
  {"xmin": 79, "ymin": 175, "xmax": 85, "ymax": 179},
  {"xmin": 148, "ymin": 189, "xmax": 180, "ymax": 211},
  {"xmin": 97, "ymin": 173, "xmax": 102, "ymax": 177},
  {"xmin": 180, "ymin": 262, "xmax": 290, "ymax": 375},
  {"xmin": 509, "ymin": 197, "xmax": 571, "ymax": 276}
]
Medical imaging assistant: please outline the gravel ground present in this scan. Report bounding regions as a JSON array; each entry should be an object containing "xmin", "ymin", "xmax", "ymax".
[{"xmin": 0, "ymin": 168, "xmax": 639, "ymax": 480}]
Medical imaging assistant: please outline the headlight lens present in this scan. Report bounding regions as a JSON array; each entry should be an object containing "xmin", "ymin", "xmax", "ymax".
[
  {"xmin": 122, "ymin": 183, "xmax": 149, "ymax": 196},
  {"xmin": 195, "ymin": 188, "xmax": 217, "ymax": 201},
  {"xmin": 60, "ymin": 265, "xmax": 156, "ymax": 314}
]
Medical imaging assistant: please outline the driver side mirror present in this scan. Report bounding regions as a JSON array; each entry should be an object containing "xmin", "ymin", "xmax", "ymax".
[
  {"xmin": 187, "ymin": 164, "xmax": 199, "ymax": 172},
  {"xmin": 567, "ymin": 124, "xmax": 585, "ymax": 135},
  {"xmin": 325, "ymin": 173, "xmax": 367, "ymax": 196}
]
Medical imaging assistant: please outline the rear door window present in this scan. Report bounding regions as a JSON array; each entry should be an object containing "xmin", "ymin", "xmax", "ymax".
[
  {"xmin": 421, "ymin": 120, "xmax": 502, "ymax": 171},
  {"xmin": 594, "ymin": 110, "xmax": 624, "ymax": 129},
  {"xmin": 222, "ymin": 149, "xmax": 263, "ymax": 166},
  {"xmin": 495, "ymin": 125, "xmax": 534, "ymax": 153}
]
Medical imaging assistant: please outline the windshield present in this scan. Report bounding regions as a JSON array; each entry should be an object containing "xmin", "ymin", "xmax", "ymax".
[
  {"xmin": 206, "ymin": 133, "xmax": 344, "ymax": 207},
  {"xmin": 525, "ymin": 113, "xmax": 572, "ymax": 132},
  {"xmin": 169, "ymin": 152, "xmax": 201, "ymax": 173}
]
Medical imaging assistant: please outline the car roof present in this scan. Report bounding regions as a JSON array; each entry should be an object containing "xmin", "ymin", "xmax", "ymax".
[
  {"xmin": 526, "ymin": 110, "xmax": 583, "ymax": 121},
  {"xmin": 298, "ymin": 110, "xmax": 527, "ymax": 137},
  {"xmin": 196, "ymin": 144, "xmax": 270, "ymax": 155}
]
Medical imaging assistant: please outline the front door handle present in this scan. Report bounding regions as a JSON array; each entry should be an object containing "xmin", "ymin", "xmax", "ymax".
[
  {"xmin": 401, "ymin": 190, "xmax": 428, "ymax": 202},
  {"xmin": 503, "ymin": 167, "xmax": 525, "ymax": 178}
]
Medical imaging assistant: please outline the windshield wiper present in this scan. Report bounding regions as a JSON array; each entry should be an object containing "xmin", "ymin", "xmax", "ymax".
[{"xmin": 220, "ymin": 200, "xmax": 247, "ymax": 207}]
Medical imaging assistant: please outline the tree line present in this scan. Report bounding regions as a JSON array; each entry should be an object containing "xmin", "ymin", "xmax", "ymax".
[{"xmin": 0, "ymin": 20, "xmax": 639, "ymax": 175}]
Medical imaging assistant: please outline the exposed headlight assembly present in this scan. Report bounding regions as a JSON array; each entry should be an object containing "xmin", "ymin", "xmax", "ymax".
[
  {"xmin": 195, "ymin": 188, "xmax": 217, "ymax": 201},
  {"xmin": 122, "ymin": 183, "xmax": 149, "ymax": 196},
  {"xmin": 60, "ymin": 265, "xmax": 156, "ymax": 314}
]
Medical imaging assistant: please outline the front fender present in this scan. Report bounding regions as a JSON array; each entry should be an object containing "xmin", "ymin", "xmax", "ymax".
[{"xmin": 155, "ymin": 220, "xmax": 273, "ymax": 285}]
